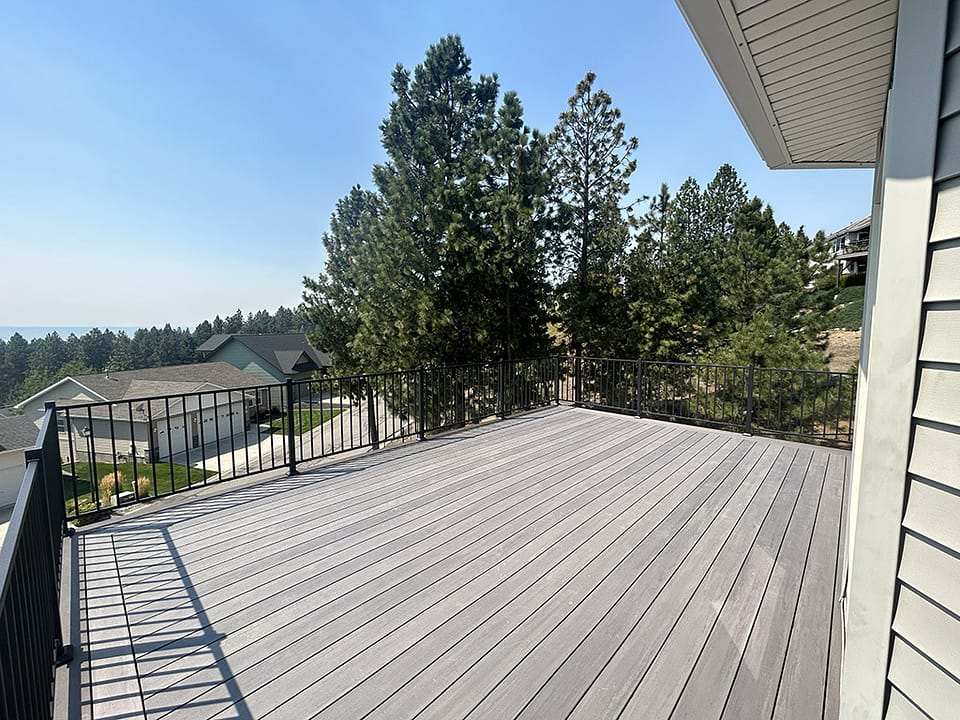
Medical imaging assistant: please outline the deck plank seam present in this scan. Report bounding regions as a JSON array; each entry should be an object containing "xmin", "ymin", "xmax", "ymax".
[
  {"xmin": 328, "ymin": 435, "xmax": 735, "ymax": 719},
  {"xmin": 122, "ymin": 421, "xmax": 672, "ymax": 650},
  {"xmin": 414, "ymin": 436, "xmax": 744, "ymax": 720},
  {"xmin": 110, "ymin": 534, "xmax": 149, "ymax": 720},
  {"xmin": 678, "ymin": 446, "xmax": 809, "ymax": 720}
]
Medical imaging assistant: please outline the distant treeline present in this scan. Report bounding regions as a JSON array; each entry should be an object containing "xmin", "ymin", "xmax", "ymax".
[{"xmin": 0, "ymin": 306, "xmax": 307, "ymax": 405}]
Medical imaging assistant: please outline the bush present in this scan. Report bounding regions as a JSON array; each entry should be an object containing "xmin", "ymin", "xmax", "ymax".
[
  {"xmin": 137, "ymin": 475, "xmax": 151, "ymax": 498},
  {"xmin": 836, "ymin": 285, "xmax": 864, "ymax": 305},
  {"xmin": 99, "ymin": 471, "xmax": 122, "ymax": 503}
]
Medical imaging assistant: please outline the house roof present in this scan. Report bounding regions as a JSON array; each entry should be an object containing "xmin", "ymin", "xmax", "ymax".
[
  {"xmin": 827, "ymin": 217, "xmax": 872, "ymax": 242},
  {"xmin": 197, "ymin": 333, "xmax": 332, "ymax": 374},
  {"xmin": 676, "ymin": 0, "xmax": 898, "ymax": 168},
  {"xmin": 68, "ymin": 362, "xmax": 261, "ymax": 401},
  {"xmin": 15, "ymin": 361, "xmax": 262, "ymax": 413},
  {"xmin": 0, "ymin": 415, "xmax": 39, "ymax": 452}
]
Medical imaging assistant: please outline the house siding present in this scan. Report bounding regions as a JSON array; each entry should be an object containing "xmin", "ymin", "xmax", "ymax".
[
  {"xmin": 886, "ymin": 5, "xmax": 960, "ymax": 715},
  {"xmin": 17, "ymin": 379, "xmax": 103, "ymax": 423},
  {"xmin": 0, "ymin": 449, "xmax": 25, "ymax": 508},
  {"xmin": 208, "ymin": 343, "xmax": 286, "ymax": 385}
]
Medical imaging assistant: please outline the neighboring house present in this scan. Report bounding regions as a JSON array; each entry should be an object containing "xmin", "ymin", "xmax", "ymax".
[
  {"xmin": 197, "ymin": 333, "xmax": 332, "ymax": 412},
  {"xmin": 0, "ymin": 415, "xmax": 40, "ymax": 508},
  {"xmin": 829, "ymin": 217, "xmax": 871, "ymax": 278},
  {"xmin": 678, "ymin": 2, "xmax": 959, "ymax": 718},
  {"xmin": 15, "ymin": 362, "xmax": 261, "ymax": 463},
  {"xmin": 197, "ymin": 333, "xmax": 331, "ymax": 384}
]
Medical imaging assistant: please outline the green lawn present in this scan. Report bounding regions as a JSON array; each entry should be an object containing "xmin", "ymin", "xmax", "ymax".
[
  {"xmin": 833, "ymin": 285, "xmax": 865, "ymax": 329},
  {"xmin": 269, "ymin": 408, "xmax": 342, "ymax": 434},
  {"xmin": 62, "ymin": 460, "xmax": 217, "ymax": 516}
]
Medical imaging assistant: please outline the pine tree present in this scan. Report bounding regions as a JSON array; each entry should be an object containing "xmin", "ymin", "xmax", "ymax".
[
  {"xmin": 304, "ymin": 36, "xmax": 551, "ymax": 371},
  {"xmin": 302, "ymin": 186, "xmax": 380, "ymax": 373},
  {"xmin": 548, "ymin": 72, "xmax": 638, "ymax": 357}
]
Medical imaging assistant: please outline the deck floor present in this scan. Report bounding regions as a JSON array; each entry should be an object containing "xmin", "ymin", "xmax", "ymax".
[{"xmin": 72, "ymin": 406, "xmax": 847, "ymax": 720}]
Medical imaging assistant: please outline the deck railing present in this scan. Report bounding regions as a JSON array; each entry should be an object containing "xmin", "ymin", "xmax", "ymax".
[
  {"xmin": 0, "ymin": 402, "xmax": 73, "ymax": 720},
  {"xmin": 561, "ymin": 357, "xmax": 856, "ymax": 445},
  {"xmin": 51, "ymin": 356, "xmax": 855, "ymax": 522}
]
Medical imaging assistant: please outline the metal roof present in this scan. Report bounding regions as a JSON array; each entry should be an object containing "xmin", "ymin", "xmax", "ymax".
[{"xmin": 676, "ymin": 0, "xmax": 899, "ymax": 169}]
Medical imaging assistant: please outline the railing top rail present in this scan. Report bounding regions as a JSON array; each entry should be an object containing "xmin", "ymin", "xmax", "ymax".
[
  {"xmin": 754, "ymin": 365, "xmax": 857, "ymax": 378},
  {"xmin": 0, "ymin": 458, "xmax": 39, "ymax": 607}
]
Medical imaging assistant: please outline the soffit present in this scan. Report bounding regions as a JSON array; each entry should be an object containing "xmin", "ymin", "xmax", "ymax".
[{"xmin": 676, "ymin": 0, "xmax": 899, "ymax": 168}]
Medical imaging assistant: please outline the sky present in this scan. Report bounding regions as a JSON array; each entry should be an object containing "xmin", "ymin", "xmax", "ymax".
[{"xmin": 0, "ymin": 0, "xmax": 874, "ymax": 329}]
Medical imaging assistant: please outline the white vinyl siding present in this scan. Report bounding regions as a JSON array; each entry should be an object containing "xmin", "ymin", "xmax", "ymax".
[{"xmin": 887, "ymin": 4, "xmax": 960, "ymax": 714}]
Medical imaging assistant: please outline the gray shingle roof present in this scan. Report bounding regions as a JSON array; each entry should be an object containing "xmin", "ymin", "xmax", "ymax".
[
  {"xmin": 198, "ymin": 334, "xmax": 331, "ymax": 374},
  {"xmin": 0, "ymin": 415, "xmax": 39, "ymax": 452},
  {"xmin": 71, "ymin": 362, "xmax": 262, "ymax": 402},
  {"xmin": 195, "ymin": 334, "xmax": 232, "ymax": 353}
]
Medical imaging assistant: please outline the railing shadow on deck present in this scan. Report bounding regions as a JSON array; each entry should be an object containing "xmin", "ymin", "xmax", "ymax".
[{"xmin": 69, "ymin": 520, "xmax": 255, "ymax": 720}]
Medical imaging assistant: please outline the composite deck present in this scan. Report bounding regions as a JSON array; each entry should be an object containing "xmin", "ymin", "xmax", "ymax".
[{"xmin": 69, "ymin": 406, "xmax": 848, "ymax": 720}]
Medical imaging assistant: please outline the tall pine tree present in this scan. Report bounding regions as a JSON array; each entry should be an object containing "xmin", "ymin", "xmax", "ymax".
[{"xmin": 548, "ymin": 72, "xmax": 638, "ymax": 357}]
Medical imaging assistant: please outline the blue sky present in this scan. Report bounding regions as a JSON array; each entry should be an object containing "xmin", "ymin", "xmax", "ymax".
[{"xmin": 0, "ymin": 1, "xmax": 873, "ymax": 329}]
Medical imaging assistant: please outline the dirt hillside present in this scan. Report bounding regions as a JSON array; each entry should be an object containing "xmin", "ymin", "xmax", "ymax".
[{"xmin": 825, "ymin": 329, "xmax": 861, "ymax": 372}]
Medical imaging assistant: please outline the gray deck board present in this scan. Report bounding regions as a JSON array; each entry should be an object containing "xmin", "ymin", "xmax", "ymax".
[
  {"xmin": 142, "ymin": 420, "xmax": 677, "ymax": 716},
  {"xmin": 73, "ymin": 406, "xmax": 846, "ymax": 720}
]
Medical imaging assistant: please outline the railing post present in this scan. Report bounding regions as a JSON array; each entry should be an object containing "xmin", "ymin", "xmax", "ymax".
[
  {"xmin": 635, "ymin": 359, "xmax": 643, "ymax": 417},
  {"xmin": 498, "ymin": 360, "xmax": 506, "ymax": 418},
  {"xmin": 574, "ymin": 356, "xmax": 582, "ymax": 406},
  {"xmin": 285, "ymin": 379, "xmax": 297, "ymax": 475},
  {"xmin": 365, "ymin": 380, "xmax": 380, "ymax": 450},
  {"xmin": 554, "ymin": 356, "xmax": 561, "ymax": 405},
  {"xmin": 417, "ymin": 367, "xmax": 426, "ymax": 440},
  {"xmin": 744, "ymin": 363, "xmax": 755, "ymax": 435}
]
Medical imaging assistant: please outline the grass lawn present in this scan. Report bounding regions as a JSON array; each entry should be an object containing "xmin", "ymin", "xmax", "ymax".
[
  {"xmin": 269, "ymin": 408, "xmax": 342, "ymax": 434},
  {"xmin": 63, "ymin": 460, "xmax": 217, "ymax": 515},
  {"xmin": 833, "ymin": 285, "xmax": 865, "ymax": 330}
]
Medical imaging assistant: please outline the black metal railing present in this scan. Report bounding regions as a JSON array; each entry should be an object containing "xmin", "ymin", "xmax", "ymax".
[
  {"xmin": 54, "ymin": 356, "xmax": 855, "ymax": 521},
  {"xmin": 0, "ymin": 402, "xmax": 73, "ymax": 720},
  {"xmin": 559, "ymin": 356, "xmax": 856, "ymax": 445}
]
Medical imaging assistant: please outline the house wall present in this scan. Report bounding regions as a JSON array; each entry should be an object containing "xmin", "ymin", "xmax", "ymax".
[
  {"xmin": 61, "ymin": 392, "xmax": 247, "ymax": 464},
  {"xmin": 17, "ymin": 379, "xmax": 103, "ymax": 423},
  {"xmin": 842, "ymin": 3, "xmax": 960, "ymax": 718},
  {"xmin": 0, "ymin": 449, "xmax": 25, "ymax": 508},
  {"xmin": 884, "ymin": 4, "xmax": 960, "ymax": 717},
  {"xmin": 153, "ymin": 394, "xmax": 247, "ymax": 459},
  {"xmin": 208, "ymin": 343, "xmax": 286, "ymax": 385},
  {"xmin": 60, "ymin": 416, "xmax": 150, "ymax": 466}
]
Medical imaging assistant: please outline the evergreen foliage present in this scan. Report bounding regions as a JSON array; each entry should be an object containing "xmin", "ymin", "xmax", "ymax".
[
  {"xmin": 302, "ymin": 35, "xmax": 552, "ymax": 372},
  {"xmin": 302, "ymin": 38, "xmax": 835, "ymax": 380},
  {"xmin": 548, "ymin": 72, "xmax": 638, "ymax": 357}
]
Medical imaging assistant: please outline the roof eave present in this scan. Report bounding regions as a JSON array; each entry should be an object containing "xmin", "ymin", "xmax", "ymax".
[{"xmin": 675, "ymin": 0, "xmax": 792, "ymax": 170}]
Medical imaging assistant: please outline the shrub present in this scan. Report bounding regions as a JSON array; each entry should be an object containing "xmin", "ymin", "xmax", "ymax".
[
  {"xmin": 99, "ymin": 471, "xmax": 123, "ymax": 503},
  {"xmin": 137, "ymin": 475, "xmax": 151, "ymax": 498}
]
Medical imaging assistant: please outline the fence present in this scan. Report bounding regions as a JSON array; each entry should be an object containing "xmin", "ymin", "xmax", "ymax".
[
  {"xmin": 561, "ymin": 356, "xmax": 856, "ymax": 445},
  {"xmin": 0, "ymin": 402, "xmax": 73, "ymax": 720},
  {"xmin": 53, "ymin": 356, "xmax": 854, "ymax": 522}
]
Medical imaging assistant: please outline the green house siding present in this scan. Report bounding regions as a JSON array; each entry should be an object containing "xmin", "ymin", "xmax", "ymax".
[{"xmin": 208, "ymin": 344, "xmax": 286, "ymax": 385}]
